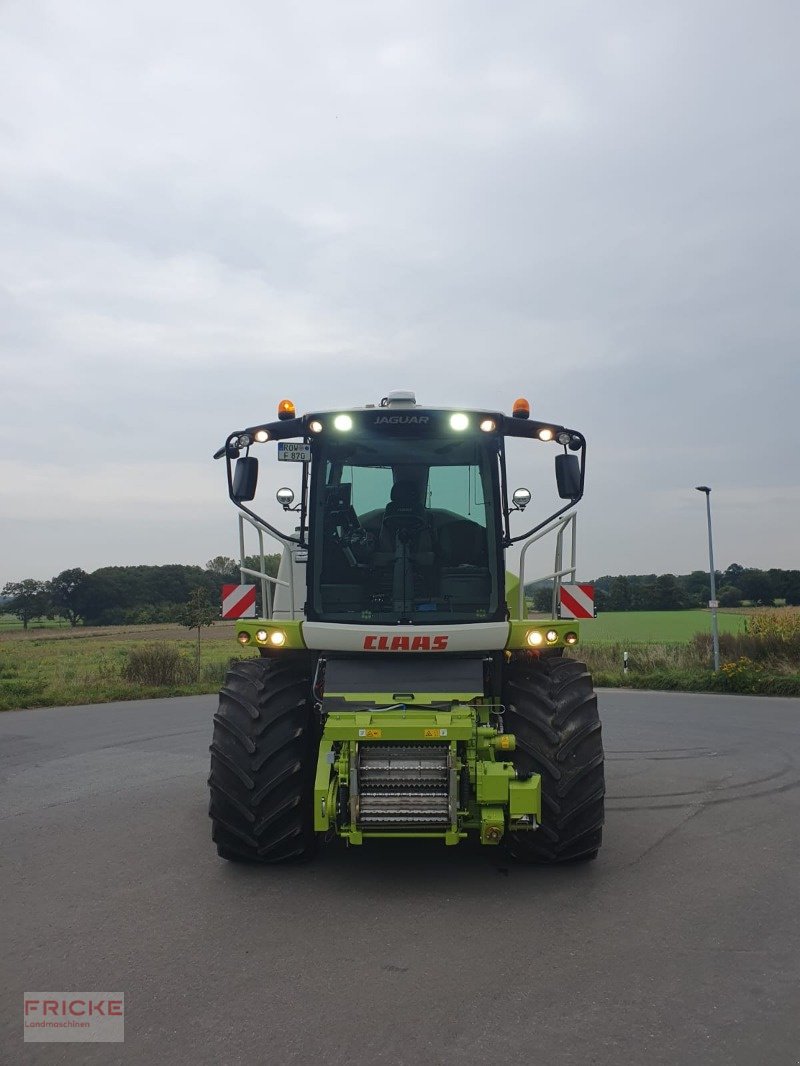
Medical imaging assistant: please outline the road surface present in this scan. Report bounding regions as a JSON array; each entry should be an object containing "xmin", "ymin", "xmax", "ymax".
[{"xmin": 2, "ymin": 689, "xmax": 799, "ymax": 1064}]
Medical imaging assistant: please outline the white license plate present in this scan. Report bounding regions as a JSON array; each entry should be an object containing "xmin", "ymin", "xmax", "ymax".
[{"xmin": 277, "ymin": 442, "xmax": 311, "ymax": 462}]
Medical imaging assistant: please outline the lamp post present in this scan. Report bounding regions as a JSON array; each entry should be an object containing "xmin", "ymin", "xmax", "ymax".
[{"xmin": 695, "ymin": 486, "xmax": 720, "ymax": 672}]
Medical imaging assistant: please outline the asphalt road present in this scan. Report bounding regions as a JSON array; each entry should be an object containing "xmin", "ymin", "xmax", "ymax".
[{"xmin": 2, "ymin": 690, "xmax": 799, "ymax": 1065}]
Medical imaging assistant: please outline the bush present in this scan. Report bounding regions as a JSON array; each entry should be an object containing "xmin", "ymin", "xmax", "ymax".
[
  {"xmin": 121, "ymin": 644, "xmax": 197, "ymax": 686},
  {"xmin": 710, "ymin": 656, "xmax": 765, "ymax": 693}
]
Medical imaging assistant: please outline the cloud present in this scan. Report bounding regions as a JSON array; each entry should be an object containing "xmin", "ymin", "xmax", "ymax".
[{"xmin": 1, "ymin": 0, "xmax": 798, "ymax": 581}]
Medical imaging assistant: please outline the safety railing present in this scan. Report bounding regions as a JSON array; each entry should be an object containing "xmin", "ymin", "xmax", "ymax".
[
  {"xmin": 517, "ymin": 511, "xmax": 577, "ymax": 620},
  {"xmin": 237, "ymin": 511, "xmax": 294, "ymax": 619}
]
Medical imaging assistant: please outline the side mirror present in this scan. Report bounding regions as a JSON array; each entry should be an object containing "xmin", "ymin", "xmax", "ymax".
[
  {"xmin": 512, "ymin": 488, "xmax": 531, "ymax": 511},
  {"xmin": 276, "ymin": 487, "xmax": 295, "ymax": 510},
  {"xmin": 555, "ymin": 453, "xmax": 581, "ymax": 499},
  {"xmin": 232, "ymin": 456, "xmax": 258, "ymax": 502}
]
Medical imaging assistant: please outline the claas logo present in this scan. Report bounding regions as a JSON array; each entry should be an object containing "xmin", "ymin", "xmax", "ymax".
[{"xmin": 363, "ymin": 635, "xmax": 449, "ymax": 652}]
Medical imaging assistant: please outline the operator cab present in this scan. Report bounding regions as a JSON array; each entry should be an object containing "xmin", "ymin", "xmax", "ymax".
[{"xmin": 308, "ymin": 432, "xmax": 503, "ymax": 624}]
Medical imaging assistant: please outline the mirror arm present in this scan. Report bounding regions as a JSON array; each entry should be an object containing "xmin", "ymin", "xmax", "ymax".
[
  {"xmin": 504, "ymin": 437, "xmax": 585, "ymax": 546},
  {"xmin": 225, "ymin": 448, "xmax": 303, "ymax": 545},
  {"xmin": 505, "ymin": 499, "xmax": 578, "ymax": 546}
]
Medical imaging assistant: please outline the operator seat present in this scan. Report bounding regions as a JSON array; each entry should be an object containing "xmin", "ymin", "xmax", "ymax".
[
  {"xmin": 375, "ymin": 481, "xmax": 436, "ymax": 611},
  {"xmin": 379, "ymin": 481, "xmax": 430, "ymax": 548}
]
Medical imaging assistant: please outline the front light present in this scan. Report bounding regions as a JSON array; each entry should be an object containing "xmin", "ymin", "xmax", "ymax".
[
  {"xmin": 254, "ymin": 429, "xmax": 270, "ymax": 443},
  {"xmin": 479, "ymin": 419, "xmax": 496, "ymax": 432},
  {"xmin": 237, "ymin": 632, "xmax": 250, "ymax": 645},
  {"xmin": 334, "ymin": 414, "xmax": 353, "ymax": 431},
  {"xmin": 538, "ymin": 428, "xmax": 554, "ymax": 441},
  {"xmin": 450, "ymin": 413, "xmax": 469, "ymax": 431},
  {"xmin": 546, "ymin": 630, "xmax": 558, "ymax": 643},
  {"xmin": 269, "ymin": 630, "xmax": 287, "ymax": 647},
  {"xmin": 256, "ymin": 630, "xmax": 268, "ymax": 643},
  {"xmin": 565, "ymin": 631, "xmax": 578, "ymax": 645},
  {"xmin": 526, "ymin": 630, "xmax": 544, "ymax": 647},
  {"xmin": 308, "ymin": 420, "xmax": 323, "ymax": 434}
]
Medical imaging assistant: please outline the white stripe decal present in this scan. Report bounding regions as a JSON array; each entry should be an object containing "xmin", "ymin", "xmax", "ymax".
[
  {"xmin": 221, "ymin": 584, "xmax": 257, "ymax": 619},
  {"xmin": 559, "ymin": 584, "xmax": 594, "ymax": 619}
]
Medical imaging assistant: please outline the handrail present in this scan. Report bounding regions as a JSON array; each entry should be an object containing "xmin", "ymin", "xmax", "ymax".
[
  {"xmin": 517, "ymin": 511, "xmax": 577, "ymax": 620},
  {"xmin": 238, "ymin": 512, "xmax": 297, "ymax": 619}
]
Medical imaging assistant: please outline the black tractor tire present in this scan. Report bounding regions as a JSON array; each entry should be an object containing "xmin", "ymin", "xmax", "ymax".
[
  {"xmin": 208, "ymin": 658, "xmax": 318, "ymax": 863},
  {"xmin": 502, "ymin": 656, "xmax": 604, "ymax": 863}
]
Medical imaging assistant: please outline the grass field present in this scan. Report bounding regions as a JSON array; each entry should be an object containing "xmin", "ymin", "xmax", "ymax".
[
  {"xmin": 1, "ymin": 610, "xmax": 797, "ymax": 710},
  {"xmin": 0, "ymin": 622, "xmax": 257, "ymax": 711},
  {"xmin": 579, "ymin": 610, "xmax": 747, "ymax": 644}
]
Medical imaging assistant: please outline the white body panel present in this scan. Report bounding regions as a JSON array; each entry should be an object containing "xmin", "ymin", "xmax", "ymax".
[
  {"xmin": 272, "ymin": 546, "xmax": 307, "ymax": 619},
  {"xmin": 302, "ymin": 621, "xmax": 510, "ymax": 652}
]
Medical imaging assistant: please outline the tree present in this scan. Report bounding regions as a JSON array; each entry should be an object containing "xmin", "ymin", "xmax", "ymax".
[
  {"xmin": 738, "ymin": 569, "xmax": 774, "ymax": 606},
  {"xmin": 205, "ymin": 556, "xmax": 239, "ymax": 582},
  {"xmin": 654, "ymin": 574, "xmax": 686, "ymax": 611},
  {"xmin": 724, "ymin": 563, "xmax": 745, "ymax": 583},
  {"xmin": 529, "ymin": 588, "xmax": 554, "ymax": 614},
  {"xmin": 181, "ymin": 587, "xmax": 216, "ymax": 675},
  {"xmin": 607, "ymin": 576, "xmax": 632, "ymax": 612},
  {"xmin": 1, "ymin": 579, "xmax": 50, "ymax": 630},
  {"xmin": 48, "ymin": 568, "xmax": 90, "ymax": 626},
  {"xmin": 718, "ymin": 585, "xmax": 743, "ymax": 608},
  {"xmin": 784, "ymin": 572, "xmax": 800, "ymax": 607}
]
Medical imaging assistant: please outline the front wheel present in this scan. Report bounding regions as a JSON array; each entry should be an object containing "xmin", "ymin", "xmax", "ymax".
[
  {"xmin": 208, "ymin": 658, "xmax": 318, "ymax": 863},
  {"xmin": 502, "ymin": 656, "xmax": 604, "ymax": 863}
]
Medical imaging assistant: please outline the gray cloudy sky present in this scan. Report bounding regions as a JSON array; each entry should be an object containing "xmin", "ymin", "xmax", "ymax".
[{"xmin": 2, "ymin": 0, "xmax": 799, "ymax": 584}]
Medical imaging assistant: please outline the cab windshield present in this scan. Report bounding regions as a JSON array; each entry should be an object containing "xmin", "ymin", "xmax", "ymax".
[{"xmin": 308, "ymin": 435, "xmax": 502, "ymax": 624}]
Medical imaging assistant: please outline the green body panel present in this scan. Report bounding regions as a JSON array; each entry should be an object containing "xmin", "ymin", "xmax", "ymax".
[
  {"xmin": 313, "ymin": 704, "xmax": 541, "ymax": 846},
  {"xmin": 324, "ymin": 708, "xmax": 475, "ymax": 742},
  {"xmin": 476, "ymin": 761, "xmax": 515, "ymax": 804},
  {"xmin": 313, "ymin": 739, "xmax": 335, "ymax": 833},
  {"xmin": 505, "ymin": 571, "xmax": 521, "ymax": 619},
  {"xmin": 509, "ymin": 777, "xmax": 540, "ymax": 818}
]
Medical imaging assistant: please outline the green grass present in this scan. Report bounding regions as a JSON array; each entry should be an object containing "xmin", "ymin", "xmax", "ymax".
[
  {"xmin": 580, "ymin": 610, "xmax": 747, "ymax": 645},
  {"xmin": 0, "ymin": 626, "xmax": 258, "ymax": 711},
  {"xmin": 2, "ymin": 612, "xmax": 796, "ymax": 711}
]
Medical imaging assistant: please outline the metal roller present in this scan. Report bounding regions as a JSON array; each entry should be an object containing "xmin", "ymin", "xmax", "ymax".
[{"xmin": 354, "ymin": 744, "xmax": 455, "ymax": 829}]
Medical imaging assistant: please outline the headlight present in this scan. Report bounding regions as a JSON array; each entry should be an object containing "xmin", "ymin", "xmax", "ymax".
[
  {"xmin": 269, "ymin": 630, "xmax": 287, "ymax": 647},
  {"xmin": 450, "ymin": 413, "xmax": 469, "ymax": 431},
  {"xmin": 565, "ymin": 631, "xmax": 578, "ymax": 645},
  {"xmin": 308, "ymin": 420, "xmax": 323, "ymax": 433},
  {"xmin": 526, "ymin": 630, "xmax": 544, "ymax": 647},
  {"xmin": 333, "ymin": 414, "xmax": 353, "ymax": 431},
  {"xmin": 237, "ymin": 632, "xmax": 250, "ymax": 645},
  {"xmin": 256, "ymin": 630, "xmax": 268, "ymax": 643},
  {"xmin": 546, "ymin": 630, "xmax": 558, "ymax": 643}
]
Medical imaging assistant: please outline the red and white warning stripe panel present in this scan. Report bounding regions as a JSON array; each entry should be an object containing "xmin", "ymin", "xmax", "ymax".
[
  {"xmin": 558, "ymin": 584, "xmax": 595, "ymax": 619},
  {"xmin": 221, "ymin": 584, "xmax": 257, "ymax": 619}
]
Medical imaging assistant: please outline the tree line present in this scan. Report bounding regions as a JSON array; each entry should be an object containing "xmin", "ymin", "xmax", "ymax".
[
  {"xmin": 1, "ymin": 555, "xmax": 280, "ymax": 629},
  {"xmin": 529, "ymin": 564, "xmax": 800, "ymax": 613},
  {"xmin": 4, "ymin": 558, "xmax": 798, "ymax": 629}
]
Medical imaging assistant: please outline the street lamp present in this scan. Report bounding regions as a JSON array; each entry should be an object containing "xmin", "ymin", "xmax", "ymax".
[{"xmin": 695, "ymin": 486, "xmax": 720, "ymax": 672}]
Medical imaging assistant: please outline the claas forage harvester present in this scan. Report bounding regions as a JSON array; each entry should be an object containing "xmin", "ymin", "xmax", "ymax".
[{"xmin": 209, "ymin": 391, "xmax": 604, "ymax": 863}]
